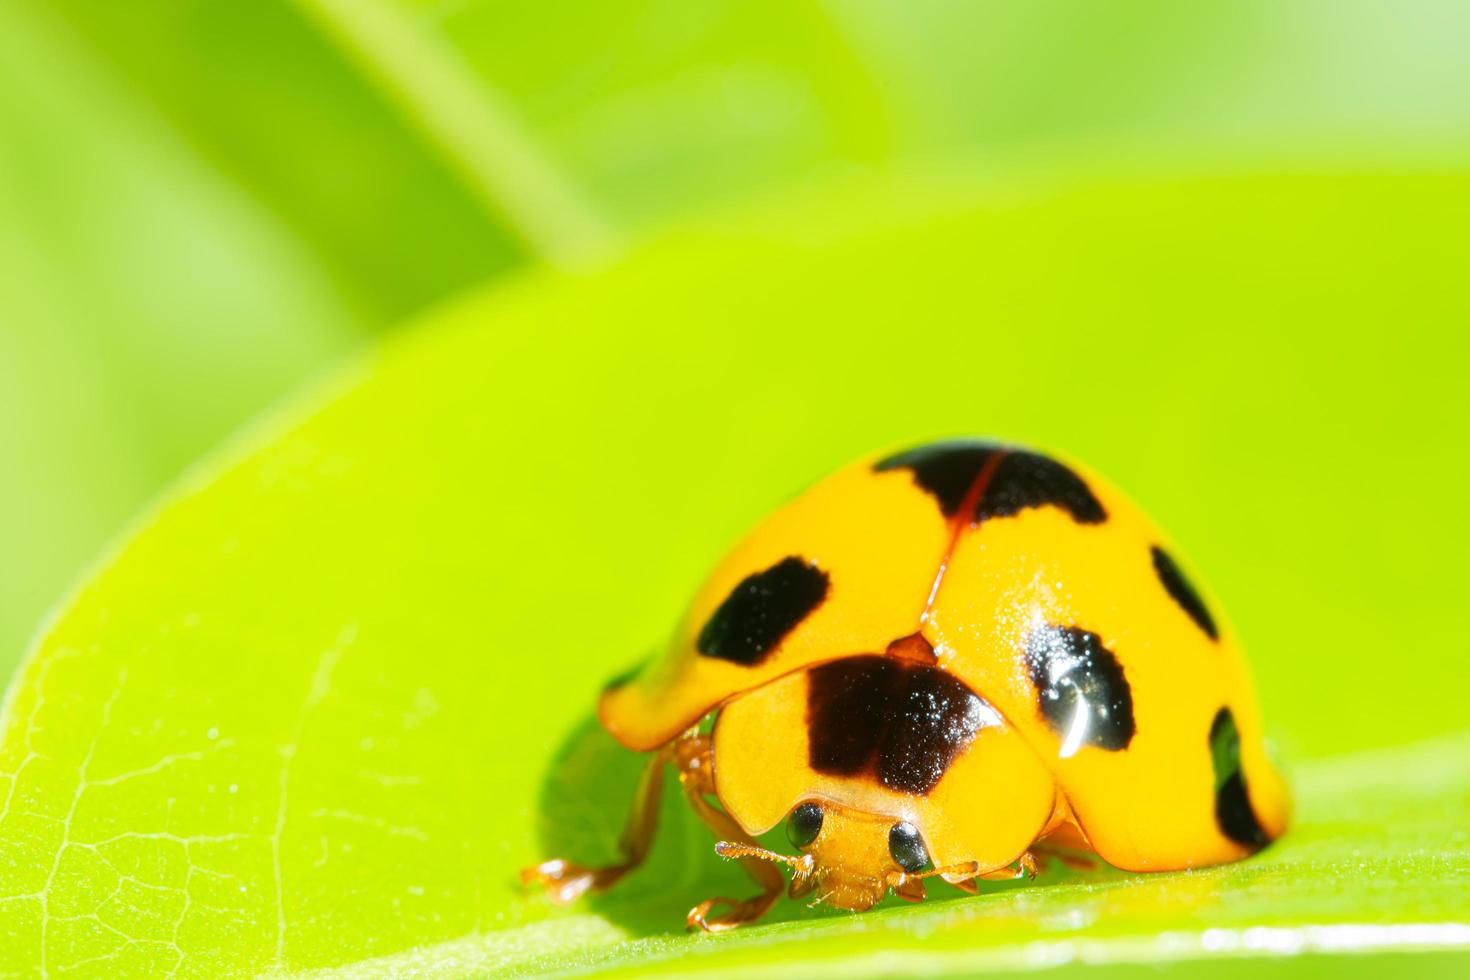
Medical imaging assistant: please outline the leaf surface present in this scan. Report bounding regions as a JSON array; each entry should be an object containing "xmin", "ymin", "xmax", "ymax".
[{"xmin": 0, "ymin": 173, "xmax": 1467, "ymax": 977}]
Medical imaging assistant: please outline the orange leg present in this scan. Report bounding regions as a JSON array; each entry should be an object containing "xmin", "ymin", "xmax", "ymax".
[
  {"xmin": 676, "ymin": 736, "xmax": 786, "ymax": 932},
  {"xmin": 918, "ymin": 852, "xmax": 1038, "ymax": 895},
  {"xmin": 890, "ymin": 874, "xmax": 927, "ymax": 903},
  {"xmin": 520, "ymin": 738, "xmax": 675, "ymax": 903},
  {"xmin": 521, "ymin": 730, "xmax": 785, "ymax": 931},
  {"xmin": 981, "ymin": 851, "xmax": 1039, "ymax": 881}
]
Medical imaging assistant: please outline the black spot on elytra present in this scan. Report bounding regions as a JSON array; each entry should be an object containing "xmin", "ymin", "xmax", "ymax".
[
  {"xmin": 873, "ymin": 439, "xmax": 1000, "ymax": 518},
  {"xmin": 1025, "ymin": 626, "xmax": 1134, "ymax": 752},
  {"xmin": 1152, "ymin": 546, "xmax": 1219, "ymax": 640},
  {"xmin": 806, "ymin": 655, "xmax": 994, "ymax": 795},
  {"xmin": 976, "ymin": 451, "xmax": 1106, "ymax": 525},
  {"xmin": 1210, "ymin": 707, "xmax": 1270, "ymax": 848},
  {"xmin": 876, "ymin": 440, "xmax": 1106, "ymax": 527},
  {"xmin": 696, "ymin": 556, "xmax": 829, "ymax": 666}
]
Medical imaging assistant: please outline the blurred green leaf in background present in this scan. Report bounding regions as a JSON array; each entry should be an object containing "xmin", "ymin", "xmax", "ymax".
[
  {"xmin": 5, "ymin": 0, "xmax": 1470, "ymax": 679},
  {"xmin": 0, "ymin": 0, "xmax": 1468, "ymax": 977}
]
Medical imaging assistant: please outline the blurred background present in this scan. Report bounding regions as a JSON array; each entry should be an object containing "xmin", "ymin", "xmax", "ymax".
[{"xmin": 2, "ymin": 0, "xmax": 1468, "ymax": 693}]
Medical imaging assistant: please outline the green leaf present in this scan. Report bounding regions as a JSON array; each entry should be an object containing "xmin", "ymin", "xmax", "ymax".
[
  {"xmin": 37, "ymin": 0, "xmax": 539, "ymax": 318},
  {"xmin": 437, "ymin": 0, "xmax": 1470, "ymax": 224},
  {"xmin": 1, "ymin": 172, "xmax": 1468, "ymax": 976},
  {"xmin": 832, "ymin": 0, "xmax": 1470, "ymax": 163},
  {"xmin": 9, "ymin": 0, "xmax": 1470, "ymax": 684},
  {"xmin": 0, "ymin": 0, "xmax": 589, "ymax": 676},
  {"xmin": 323, "ymin": 734, "xmax": 1470, "ymax": 977},
  {"xmin": 0, "ymin": 1, "xmax": 369, "ymax": 677}
]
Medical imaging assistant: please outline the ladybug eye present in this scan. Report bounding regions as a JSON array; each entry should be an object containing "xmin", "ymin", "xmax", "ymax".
[
  {"xmin": 786, "ymin": 802, "xmax": 824, "ymax": 849},
  {"xmin": 888, "ymin": 821, "xmax": 928, "ymax": 872}
]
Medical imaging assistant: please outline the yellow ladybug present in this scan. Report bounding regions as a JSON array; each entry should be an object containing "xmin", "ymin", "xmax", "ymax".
[{"xmin": 524, "ymin": 440, "xmax": 1289, "ymax": 930}]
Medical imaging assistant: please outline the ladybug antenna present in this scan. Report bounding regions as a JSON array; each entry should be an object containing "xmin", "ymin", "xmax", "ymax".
[{"xmin": 714, "ymin": 841, "xmax": 815, "ymax": 876}]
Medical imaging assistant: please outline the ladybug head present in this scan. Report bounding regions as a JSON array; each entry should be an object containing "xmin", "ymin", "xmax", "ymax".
[{"xmin": 715, "ymin": 799, "xmax": 934, "ymax": 910}]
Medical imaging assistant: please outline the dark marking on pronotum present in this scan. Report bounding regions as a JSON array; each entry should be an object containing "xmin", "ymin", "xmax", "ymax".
[
  {"xmin": 1025, "ymin": 625, "xmax": 1135, "ymax": 752},
  {"xmin": 1152, "ymin": 546, "xmax": 1219, "ymax": 640},
  {"xmin": 976, "ymin": 451, "xmax": 1107, "ymax": 525},
  {"xmin": 696, "ymin": 556, "xmax": 829, "ymax": 666},
  {"xmin": 873, "ymin": 440, "xmax": 1000, "ymax": 518},
  {"xmin": 806, "ymin": 655, "xmax": 994, "ymax": 795},
  {"xmin": 1210, "ymin": 707, "xmax": 1270, "ymax": 848}
]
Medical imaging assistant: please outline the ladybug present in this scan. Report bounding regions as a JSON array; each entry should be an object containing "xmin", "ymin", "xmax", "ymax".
[{"xmin": 524, "ymin": 439, "xmax": 1288, "ymax": 930}]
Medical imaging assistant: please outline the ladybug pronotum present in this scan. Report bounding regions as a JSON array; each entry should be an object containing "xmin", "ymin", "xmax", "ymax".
[{"xmin": 524, "ymin": 439, "xmax": 1288, "ymax": 930}]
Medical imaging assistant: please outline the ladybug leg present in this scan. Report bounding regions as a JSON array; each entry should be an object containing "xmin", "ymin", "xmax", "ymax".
[
  {"xmin": 919, "ymin": 852, "xmax": 1039, "ymax": 894},
  {"xmin": 889, "ymin": 874, "xmax": 927, "ymax": 903},
  {"xmin": 520, "ymin": 739, "xmax": 673, "ymax": 904},
  {"xmin": 677, "ymin": 736, "xmax": 785, "ymax": 932},
  {"xmin": 977, "ymin": 851, "xmax": 1039, "ymax": 881}
]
